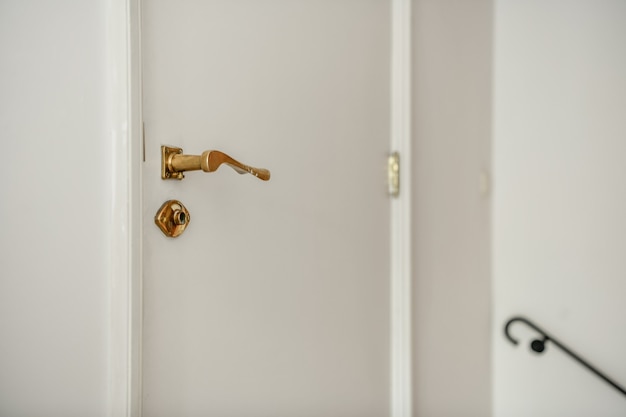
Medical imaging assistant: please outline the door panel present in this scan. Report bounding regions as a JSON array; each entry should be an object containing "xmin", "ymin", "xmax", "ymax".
[{"xmin": 142, "ymin": 2, "xmax": 391, "ymax": 415}]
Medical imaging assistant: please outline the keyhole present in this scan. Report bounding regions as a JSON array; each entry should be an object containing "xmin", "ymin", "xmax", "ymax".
[{"xmin": 174, "ymin": 210, "xmax": 187, "ymax": 225}]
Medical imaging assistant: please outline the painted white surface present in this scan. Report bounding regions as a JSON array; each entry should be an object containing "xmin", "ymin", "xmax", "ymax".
[
  {"xmin": 141, "ymin": 2, "xmax": 392, "ymax": 416},
  {"xmin": 9, "ymin": 2, "xmax": 624, "ymax": 416},
  {"xmin": 412, "ymin": 0, "xmax": 493, "ymax": 416},
  {"xmin": 0, "ymin": 1, "xmax": 111, "ymax": 416},
  {"xmin": 493, "ymin": 1, "xmax": 626, "ymax": 416},
  {"xmin": 0, "ymin": 1, "xmax": 497, "ymax": 416}
]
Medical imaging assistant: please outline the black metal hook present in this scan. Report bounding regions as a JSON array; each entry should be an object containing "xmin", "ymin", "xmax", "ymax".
[{"xmin": 504, "ymin": 316, "xmax": 626, "ymax": 397}]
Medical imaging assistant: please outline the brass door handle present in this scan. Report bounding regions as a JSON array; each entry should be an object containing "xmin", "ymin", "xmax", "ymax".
[{"xmin": 161, "ymin": 145, "xmax": 270, "ymax": 181}]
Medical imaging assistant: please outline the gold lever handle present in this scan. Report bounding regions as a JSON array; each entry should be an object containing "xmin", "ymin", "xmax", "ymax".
[{"xmin": 161, "ymin": 145, "xmax": 270, "ymax": 181}]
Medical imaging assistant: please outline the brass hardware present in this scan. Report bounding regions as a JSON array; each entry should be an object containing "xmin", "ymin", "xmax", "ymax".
[
  {"xmin": 388, "ymin": 152, "xmax": 400, "ymax": 197},
  {"xmin": 161, "ymin": 145, "xmax": 270, "ymax": 181},
  {"xmin": 155, "ymin": 200, "xmax": 191, "ymax": 238}
]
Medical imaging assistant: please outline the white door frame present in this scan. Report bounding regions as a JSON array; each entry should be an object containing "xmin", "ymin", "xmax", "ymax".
[
  {"xmin": 108, "ymin": 1, "xmax": 412, "ymax": 416},
  {"xmin": 389, "ymin": 2, "xmax": 413, "ymax": 416},
  {"xmin": 108, "ymin": 0, "xmax": 143, "ymax": 415}
]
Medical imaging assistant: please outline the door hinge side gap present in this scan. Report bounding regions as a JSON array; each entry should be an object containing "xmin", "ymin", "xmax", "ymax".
[{"xmin": 142, "ymin": 122, "xmax": 146, "ymax": 162}]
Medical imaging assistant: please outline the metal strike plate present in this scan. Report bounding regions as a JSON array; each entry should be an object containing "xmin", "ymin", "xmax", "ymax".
[
  {"xmin": 388, "ymin": 152, "xmax": 400, "ymax": 197},
  {"xmin": 155, "ymin": 200, "xmax": 190, "ymax": 238}
]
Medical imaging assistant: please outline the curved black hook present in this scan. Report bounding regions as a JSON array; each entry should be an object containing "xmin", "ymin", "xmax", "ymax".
[
  {"xmin": 504, "ymin": 316, "xmax": 626, "ymax": 397},
  {"xmin": 505, "ymin": 316, "xmax": 552, "ymax": 353}
]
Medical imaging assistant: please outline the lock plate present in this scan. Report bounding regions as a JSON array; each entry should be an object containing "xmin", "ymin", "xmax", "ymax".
[{"xmin": 155, "ymin": 200, "xmax": 190, "ymax": 238}]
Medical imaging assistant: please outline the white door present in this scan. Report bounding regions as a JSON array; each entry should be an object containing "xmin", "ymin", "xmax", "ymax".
[{"xmin": 141, "ymin": 2, "xmax": 393, "ymax": 416}]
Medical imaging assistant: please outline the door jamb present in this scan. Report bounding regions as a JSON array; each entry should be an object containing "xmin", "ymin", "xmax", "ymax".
[
  {"xmin": 109, "ymin": 0, "xmax": 142, "ymax": 416},
  {"xmin": 111, "ymin": 1, "xmax": 412, "ymax": 416},
  {"xmin": 390, "ymin": 2, "xmax": 413, "ymax": 417}
]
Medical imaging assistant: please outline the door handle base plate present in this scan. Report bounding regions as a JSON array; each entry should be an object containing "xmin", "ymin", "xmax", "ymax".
[{"xmin": 161, "ymin": 145, "xmax": 185, "ymax": 180}]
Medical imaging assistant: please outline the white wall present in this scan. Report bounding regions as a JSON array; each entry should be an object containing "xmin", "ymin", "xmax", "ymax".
[
  {"xmin": 0, "ymin": 1, "xmax": 111, "ymax": 416},
  {"xmin": 412, "ymin": 0, "xmax": 493, "ymax": 416},
  {"xmin": 493, "ymin": 1, "xmax": 626, "ymax": 416}
]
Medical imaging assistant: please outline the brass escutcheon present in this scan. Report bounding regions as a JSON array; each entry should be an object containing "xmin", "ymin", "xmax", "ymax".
[{"xmin": 155, "ymin": 200, "xmax": 190, "ymax": 238}]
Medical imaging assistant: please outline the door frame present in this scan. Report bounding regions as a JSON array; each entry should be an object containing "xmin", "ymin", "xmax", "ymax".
[
  {"xmin": 108, "ymin": 1, "xmax": 413, "ymax": 416},
  {"xmin": 108, "ymin": 0, "xmax": 143, "ymax": 415}
]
